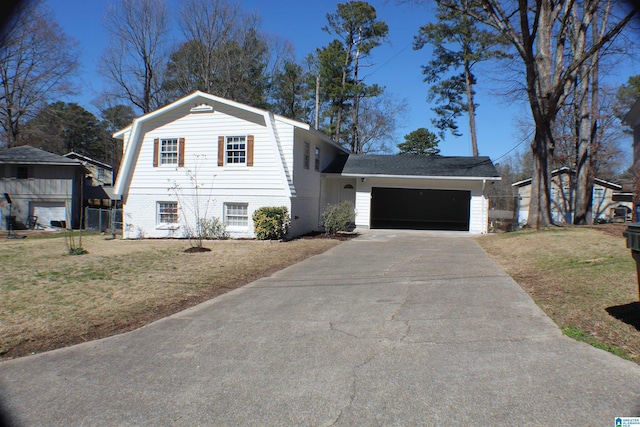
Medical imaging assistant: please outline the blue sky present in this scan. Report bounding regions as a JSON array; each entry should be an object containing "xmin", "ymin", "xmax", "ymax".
[{"xmin": 45, "ymin": 0, "xmax": 639, "ymax": 164}]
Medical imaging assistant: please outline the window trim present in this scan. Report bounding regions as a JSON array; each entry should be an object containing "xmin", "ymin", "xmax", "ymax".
[
  {"xmin": 160, "ymin": 138, "xmax": 179, "ymax": 165},
  {"xmin": 224, "ymin": 203, "xmax": 249, "ymax": 228},
  {"xmin": 218, "ymin": 135, "xmax": 254, "ymax": 167},
  {"xmin": 153, "ymin": 137, "xmax": 185, "ymax": 167},
  {"xmin": 225, "ymin": 135, "xmax": 247, "ymax": 165}
]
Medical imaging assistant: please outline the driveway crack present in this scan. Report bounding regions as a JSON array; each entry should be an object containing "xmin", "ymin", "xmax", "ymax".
[{"xmin": 390, "ymin": 284, "xmax": 410, "ymax": 321}]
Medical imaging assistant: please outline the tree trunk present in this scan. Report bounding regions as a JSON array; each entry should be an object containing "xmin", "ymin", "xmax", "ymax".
[
  {"xmin": 527, "ymin": 128, "xmax": 554, "ymax": 228},
  {"xmin": 464, "ymin": 59, "xmax": 478, "ymax": 157},
  {"xmin": 336, "ymin": 36, "xmax": 352, "ymax": 148},
  {"xmin": 573, "ymin": 61, "xmax": 592, "ymax": 225},
  {"xmin": 351, "ymin": 30, "xmax": 362, "ymax": 154}
]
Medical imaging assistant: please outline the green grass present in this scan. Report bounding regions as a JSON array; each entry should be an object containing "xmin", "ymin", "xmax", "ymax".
[{"xmin": 562, "ymin": 325, "xmax": 632, "ymax": 360}]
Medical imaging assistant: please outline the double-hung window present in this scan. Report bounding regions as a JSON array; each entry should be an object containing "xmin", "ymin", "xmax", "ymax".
[
  {"xmin": 160, "ymin": 138, "xmax": 179, "ymax": 165},
  {"xmin": 218, "ymin": 135, "xmax": 253, "ymax": 167},
  {"xmin": 157, "ymin": 202, "xmax": 178, "ymax": 225},
  {"xmin": 225, "ymin": 203, "xmax": 248, "ymax": 227},
  {"xmin": 153, "ymin": 138, "xmax": 184, "ymax": 167},
  {"xmin": 314, "ymin": 147, "xmax": 320, "ymax": 172},
  {"xmin": 226, "ymin": 136, "xmax": 246, "ymax": 164}
]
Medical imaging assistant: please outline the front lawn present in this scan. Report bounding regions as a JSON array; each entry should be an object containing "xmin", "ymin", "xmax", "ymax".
[
  {"xmin": 477, "ymin": 225, "xmax": 640, "ymax": 362},
  {"xmin": 0, "ymin": 234, "xmax": 340, "ymax": 359}
]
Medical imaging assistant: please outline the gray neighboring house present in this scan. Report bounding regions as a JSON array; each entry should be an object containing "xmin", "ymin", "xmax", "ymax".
[
  {"xmin": 0, "ymin": 145, "xmax": 85, "ymax": 230},
  {"xmin": 64, "ymin": 151, "xmax": 116, "ymax": 208}
]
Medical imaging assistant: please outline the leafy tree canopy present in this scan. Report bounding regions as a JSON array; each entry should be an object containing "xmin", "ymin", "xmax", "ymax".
[{"xmin": 397, "ymin": 128, "xmax": 440, "ymax": 156}]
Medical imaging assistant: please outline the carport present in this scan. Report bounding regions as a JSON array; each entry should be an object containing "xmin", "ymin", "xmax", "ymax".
[{"xmin": 323, "ymin": 154, "xmax": 501, "ymax": 234}]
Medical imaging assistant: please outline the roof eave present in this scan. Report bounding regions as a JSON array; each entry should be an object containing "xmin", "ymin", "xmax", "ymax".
[{"xmin": 342, "ymin": 173, "xmax": 501, "ymax": 181}]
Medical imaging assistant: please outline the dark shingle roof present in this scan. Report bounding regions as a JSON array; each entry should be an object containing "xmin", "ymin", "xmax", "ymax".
[
  {"xmin": 0, "ymin": 145, "xmax": 81, "ymax": 166},
  {"xmin": 323, "ymin": 154, "xmax": 500, "ymax": 178}
]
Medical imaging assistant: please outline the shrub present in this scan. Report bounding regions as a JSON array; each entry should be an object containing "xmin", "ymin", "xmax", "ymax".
[
  {"xmin": 253, "ymin": 206, "xmax": 290, "ymax": 240},
  {"xmin": 198, "ymin": 217, "xmax": 228, "ymax": 239},
  {"xmin": 322, "ymin": 201, "xmax": 355, "ymax": 235}
]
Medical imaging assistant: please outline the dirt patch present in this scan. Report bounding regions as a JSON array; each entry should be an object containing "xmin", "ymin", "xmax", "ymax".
[{"xmin": 184, "ymin": 246, "xmax": 212, "ymax": 253}]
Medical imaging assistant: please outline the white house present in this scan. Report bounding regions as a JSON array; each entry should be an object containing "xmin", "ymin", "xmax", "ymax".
[{"xmin": 113, "ymin": 91, "xmax": 501, "ymax": 239}]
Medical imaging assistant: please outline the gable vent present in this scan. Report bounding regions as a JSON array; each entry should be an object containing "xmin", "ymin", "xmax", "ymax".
[{"xmin": 190, "ymin": 103, "xmax": 214, "ymax": 113}]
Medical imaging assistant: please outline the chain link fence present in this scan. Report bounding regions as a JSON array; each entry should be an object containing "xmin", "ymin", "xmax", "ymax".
[{"xmin": 85, "ymin": 207, "xmax": 122, "ymax": 236}]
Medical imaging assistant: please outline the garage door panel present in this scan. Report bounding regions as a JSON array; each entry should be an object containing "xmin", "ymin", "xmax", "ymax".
[
  {"xmin": 371, "ymin": 187, "xmax": 470, "ymax": 231},
  {"xmin": 31, "ymin": 202, "xmax": 67, "ymax": 228}
]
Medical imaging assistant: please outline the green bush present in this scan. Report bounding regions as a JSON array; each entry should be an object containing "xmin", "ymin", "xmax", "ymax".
[
  {"xmin": 322, "ymin": 201, "xmax": 355, "ymax": 235},
  {"xmin": 198, "ymin": 217, "xmax": 228, "ymax": 240},
  {"xmin": 252, "ymin": 206, "xmax": 290, "ymax": 240}
]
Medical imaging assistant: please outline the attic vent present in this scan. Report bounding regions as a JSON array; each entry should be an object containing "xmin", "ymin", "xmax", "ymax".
[
  {"xmin": 190, "ymin": 103, "xmax": 214, "ymax": 113},
  {"xmin": 343, "ymin": 184, "xmax": 354, "ymax": 189}
]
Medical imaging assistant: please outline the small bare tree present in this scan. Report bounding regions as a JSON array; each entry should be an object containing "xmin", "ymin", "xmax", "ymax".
[{"xmin": 168, "ymin": 154, "xmax": 226, "ymax": 251}]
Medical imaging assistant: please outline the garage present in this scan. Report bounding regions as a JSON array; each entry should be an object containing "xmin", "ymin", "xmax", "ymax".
[
  {"xmin": 322, "ymin": 154, "xmax": 500, "ymax": 234},
  {"xmin": 371, "ymin": 187, "xmax": 471, "ymax": 231},
  {"xmin": 31, "ymin": 201, "xmax": 67, "ymax": 228}
]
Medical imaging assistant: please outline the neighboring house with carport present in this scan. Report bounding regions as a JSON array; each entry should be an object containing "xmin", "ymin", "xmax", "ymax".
[
  {"xmin": 113, "ymin": 91, "xmax": 501, "ymax": 239},
  {"xmin": 512, "ymin": 167, "xmax": 631, "ymax": 225},
  {"xmin": 0, "ymin": 145, "xmax": 86, "ymax": 230},
  {"xmin": 64, "ymin": 151, "xmax": 116, "ymax": 208}
]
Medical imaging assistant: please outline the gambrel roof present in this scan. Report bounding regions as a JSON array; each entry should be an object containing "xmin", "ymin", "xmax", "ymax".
[{"xmin": 113, "ymin": 91, "xmax": 345, "ymax": 198}]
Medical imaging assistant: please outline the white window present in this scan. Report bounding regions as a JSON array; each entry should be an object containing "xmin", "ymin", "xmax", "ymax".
[
  {"xmin": 226, "ymin": 136, "xmax": 246, "ymax": 164},
  {"xmin": 157, "ymin": 202, "xmax": 178, "ymax": 224},
  {"xmin": 97, "ymin": 168, "xmax": 106, "ymax": 181},
  {"xmin": 314, "ymin": 147, "xmax": 320, "ymax": 172},
  {"xmin": 303, "ymin": 142, "xmax": 310, "ymax": 169},
  {"xmin": 225, "ymin": 203, "xmax": 248, "ymax": 227},
  {"xmin": 161, "ymin": 138, "xmax": 179, "ymax": 165}
]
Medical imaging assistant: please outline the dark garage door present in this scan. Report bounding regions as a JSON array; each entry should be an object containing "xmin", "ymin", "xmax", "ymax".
[{"xmin": 371, "ymin": 187, "xmax": 470, "ymax": 231}]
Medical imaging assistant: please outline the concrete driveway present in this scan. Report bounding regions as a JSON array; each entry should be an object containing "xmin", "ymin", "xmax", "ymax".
[{"xmin": 2, "ymin": 230, "xmax": 640, "ymax": 426}]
